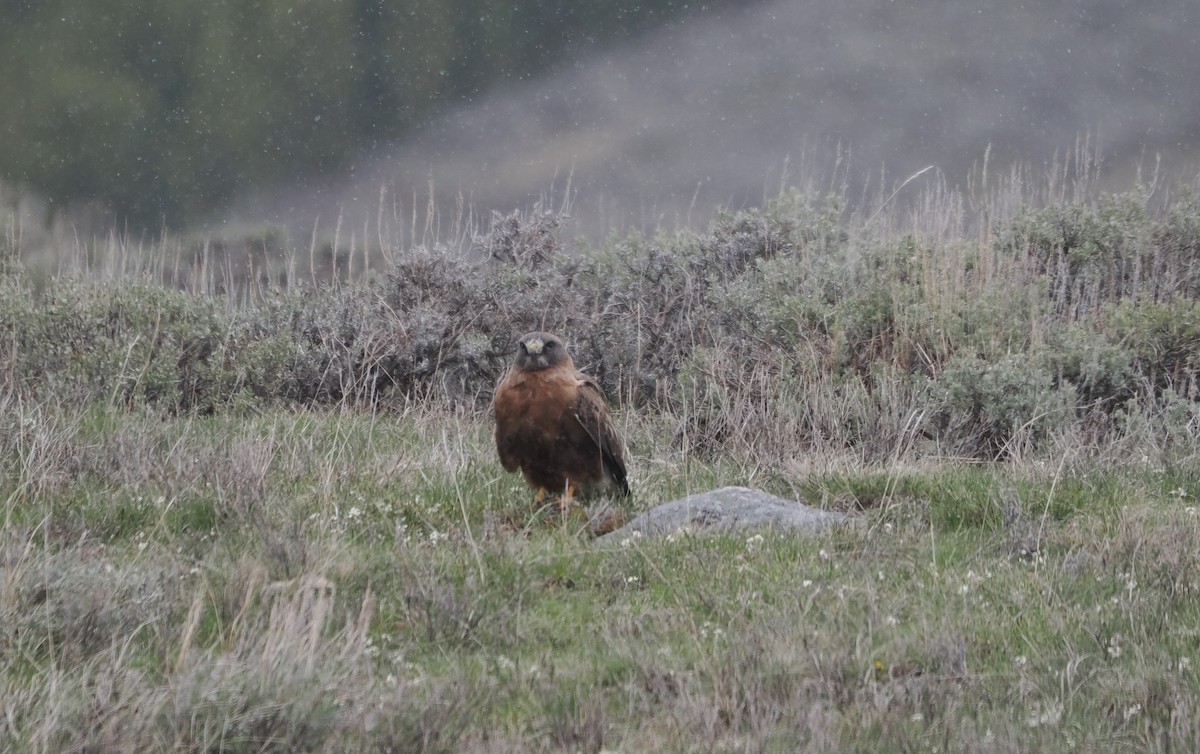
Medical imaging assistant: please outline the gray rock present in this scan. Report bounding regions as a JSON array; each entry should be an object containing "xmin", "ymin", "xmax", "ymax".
[{"xmin": 598, "ymin": 486, "xmax": 847, "ymax": 543}]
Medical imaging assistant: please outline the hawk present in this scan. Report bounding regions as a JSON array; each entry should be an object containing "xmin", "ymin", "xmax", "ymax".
[{"xmin": 493, "ymin": 331, "xmax": 630, "ymax": 504}]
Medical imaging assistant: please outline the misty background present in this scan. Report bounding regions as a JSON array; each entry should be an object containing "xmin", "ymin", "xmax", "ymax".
[{"xmin": 3, "ymin": 0, "xmax": 1198, "ymax": 250}]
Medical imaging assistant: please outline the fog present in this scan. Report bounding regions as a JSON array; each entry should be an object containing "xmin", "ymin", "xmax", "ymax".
[{"xmin": 195, "ymin": 1, "xmax": 1200, "ymax": 243}]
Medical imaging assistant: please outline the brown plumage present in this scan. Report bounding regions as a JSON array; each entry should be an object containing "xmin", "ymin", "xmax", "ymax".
[{"xmin": 493, "ymin": 332, "xmax": 629, "ymax": 502}]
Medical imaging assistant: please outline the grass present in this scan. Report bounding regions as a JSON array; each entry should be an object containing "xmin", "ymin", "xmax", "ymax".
[
  {"xmin": 3, "ymin": 160, "xmax": 1200, "ymax": 750},
  {"xmin": 1, "ymin": 399, "xmax": 1198, "ymax": 752}
]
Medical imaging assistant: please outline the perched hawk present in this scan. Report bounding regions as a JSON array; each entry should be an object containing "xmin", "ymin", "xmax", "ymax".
[{"xmin": 493, "ymin": 331, "xmax": 630, "ymax": 503}]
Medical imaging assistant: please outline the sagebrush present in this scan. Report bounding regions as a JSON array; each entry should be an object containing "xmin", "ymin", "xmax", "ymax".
[{"xmin": 4, "ymin": 180, "xmax": 1200, "ymax": 464}]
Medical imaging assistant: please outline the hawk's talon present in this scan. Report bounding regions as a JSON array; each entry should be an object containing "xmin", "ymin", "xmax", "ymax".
[{"xmin": 558, "ymin": 484, "xmax": 577, "ymax": 511}]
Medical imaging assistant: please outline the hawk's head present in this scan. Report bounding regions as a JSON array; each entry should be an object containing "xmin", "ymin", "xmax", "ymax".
[{"xmin": 513, "ymin": 331, "xmax": 572, "ymax": 372}]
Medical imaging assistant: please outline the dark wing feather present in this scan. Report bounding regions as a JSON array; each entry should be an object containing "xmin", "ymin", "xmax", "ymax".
[{"xmin": 570, "ymin": 374, "xmax": 630, "ymax": 497}]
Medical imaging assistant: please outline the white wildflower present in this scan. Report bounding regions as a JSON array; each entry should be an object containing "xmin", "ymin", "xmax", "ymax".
[
  {"xmin": 699, "ymin": 621, "xmax": 725, "ymax": 640},
  {"xmin": 1026, "ymin": 701, "xmax": 1063, "ymax": 728},
  {"xmin": 1107, "ymin": 634, "xmax": 1123, "ymax": 659}
]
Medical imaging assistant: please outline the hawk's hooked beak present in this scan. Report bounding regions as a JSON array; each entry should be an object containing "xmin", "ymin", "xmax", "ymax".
[{"xmin": 523, "ymin": 338, "xmax": 545, "ymax": 355}]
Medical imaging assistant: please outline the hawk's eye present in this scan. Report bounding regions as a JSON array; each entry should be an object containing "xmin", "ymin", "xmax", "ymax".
[{"xmin": 545, "ymin": 341, "xmax": 555, "ymax": 351}]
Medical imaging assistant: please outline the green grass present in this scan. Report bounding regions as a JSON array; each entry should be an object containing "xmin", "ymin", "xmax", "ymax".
[{"xmin": 2, "ymin": 402, "xmax": 1198, "ymax": 752}]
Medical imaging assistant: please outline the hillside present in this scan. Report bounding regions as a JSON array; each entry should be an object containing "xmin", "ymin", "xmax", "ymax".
[{"xmin": 217, "ymin": 0, "xmax": 1200, "ymax": 244}]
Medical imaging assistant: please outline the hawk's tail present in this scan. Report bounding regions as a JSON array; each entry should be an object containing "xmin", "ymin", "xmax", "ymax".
[{"xmin": 603, "ymin": 447, "xmax": 631, "ymax": 498}]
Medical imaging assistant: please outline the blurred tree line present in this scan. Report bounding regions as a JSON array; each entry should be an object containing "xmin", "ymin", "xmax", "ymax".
[{"xmin": 0, "ymin": 0, "xmax": 717, "ymax": 229}]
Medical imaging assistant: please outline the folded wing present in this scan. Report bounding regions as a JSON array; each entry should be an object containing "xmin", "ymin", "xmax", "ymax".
[{"xmin": 571, "ymin": 374, "xmax": 630, "ymax": 497}]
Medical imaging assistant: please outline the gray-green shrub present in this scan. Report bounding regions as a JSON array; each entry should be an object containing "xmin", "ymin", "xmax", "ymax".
[{"xmin": 4, "ymin": 185, "xmax": 1200, "ymax": 461}]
